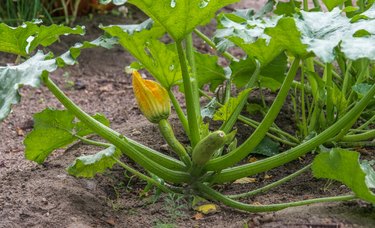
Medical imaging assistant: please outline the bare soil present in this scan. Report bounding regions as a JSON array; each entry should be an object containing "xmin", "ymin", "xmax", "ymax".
[{"xmin": 1, "ymin": 2, "xmax": 375, "ymax": 227}]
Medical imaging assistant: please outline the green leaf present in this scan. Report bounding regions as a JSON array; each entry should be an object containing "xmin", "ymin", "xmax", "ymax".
[
  {"xmin": 312, "ymin": 148, "xmax": 375, "ymax": 203},
  {"xmin": 67, "ymin": 145, "xmax": 121, "ymax": 178},
  {"xmin": 57, "ymin": 34, "xmax": 119, "ymax": 67},
  {"xmin": 195, "ymin": 52, "xmax": 226, "ymax": 90},
  {"xmin": 230, "ymin": 53, "xmax": 287, "ymax": 91},
  {"xmin": 24, "ymin": 108, "xmax": 111, "ymax": 164},
  {"xmin": 296, "ymin": 7, "xmax": 375, "ymax": 62},
  {"xmin": 230, "ymin": 17, "xmax": 307, "ymax": 65},
  {"xmin": 0, "ymin": 51, "xmax": 57, "ymax": 121},
  {"xmin": 251, "ymin": 136, "xmax": 279, "ymax": 157},
  {"xmin": 352, "ymin": 83, "xmax": 373, "ymax": 98},
  {"xmin": 127, "ymin": 0, "xmax": 239, "ymax": 41},
  {"xmin": 331, "ymin": 85, "xmax": 348, "ymax": 116},
  {"xmin": 274, "ymin": 0, "xmax": 301, "ymax": 16},
  {"xmin": 0, "ymin": 21, "xmax": 84, "ymax": 56},
  {"xmin": 213, "ymin": 88, "xmax": 251, "ymax": 121},
  {"xmin": 322, "ymin": 0, "xmax": 346, "ymax": 11},
  {"xmin": 24, "ymin": 109, "xmax": 76, "ymax": 164},
  {"xmin": 102, "ymin": 19, "xmax": 182, "ymax": 88},
  {"xmin": 75, "ymin": 113, "xmax": 111, "ymax": 136},
  {"xmin": 201, "ymin": 97, "xmax": 219, "ymax": 119},
  {"xmin": 215, "ymin": 11, "xmax": 281, "ymax": 54}
]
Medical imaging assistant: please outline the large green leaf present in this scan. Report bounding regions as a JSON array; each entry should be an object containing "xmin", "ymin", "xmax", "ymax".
[
  {"xmin": 102, "ymin": 19, "xmax": 182, "ymax": 88},
  {"xmin": 127, "ymin": 0, "xmax": 239, "ymax": 41},
  {"xmin": 0, "ymin": 34, "xmax": 118, "ymax": 122},
  {"xmin": 67, "ymin": 145, "xmax": 121, "ymax": 178},
  {"xmin": 312, "ymin": 148, "xmax": 375, "ymax": 203},
  {"xmin": 195, "ymin": 52, "xmax": 226, "ymax": 90},
  {"xmin": 230, "ymin": 17, "xmax": 306, "ymax": 65},
  {"xmin": 24, "ymin": 108, "xmax": 110, "ymax": 164},
  {"xmin": 0, "ymin": 51, "xmax": 56, "ymax": 121},
  {"xmin": 0, "ymin": 21, "xmax": 84, "ymax": 56},
  {"xmin": 215, "ymin": 10, "xmax": 281, "ymax": 53},
  {"xmin": 296, "ymin": 6, "xmax": 375, "ymax": 62}
]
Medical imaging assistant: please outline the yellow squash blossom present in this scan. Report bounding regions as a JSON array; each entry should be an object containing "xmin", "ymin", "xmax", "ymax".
[{"xmin": 132, "ymin": 71, "xmax": 170, "ymax": 123}]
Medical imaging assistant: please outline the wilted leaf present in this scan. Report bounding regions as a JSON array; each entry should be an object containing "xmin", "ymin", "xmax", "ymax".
[
  {"xmin": 24, "ymin": 108, "xmax": 111, "ymax": 164},
  {"xmin": 67, "ymin": 145, "xmax": 121, "ymax": 178},
  {"xmin": 24, "ymin": 109, "xmax": 76, "ymax": 164},
  {"xmin": 312, "ymin": 148, "xmax": 375, "ymax": 203}
]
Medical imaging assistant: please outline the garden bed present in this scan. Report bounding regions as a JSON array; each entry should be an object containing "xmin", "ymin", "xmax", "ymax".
[{"xmin": 1, "ymin": 1, "xmax": 375, "ymax": 227}]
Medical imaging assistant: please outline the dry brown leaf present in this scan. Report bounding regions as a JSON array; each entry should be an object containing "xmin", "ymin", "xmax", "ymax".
[
  {"xmin": 248, "ymin": 157, "xmax": 258, "ymax": 163},
  {"xmin": 192, "ymin": 212, "xmax": 204, "ymax": 220},
  {"xmin": 264, "ymin": 174, "xmax": 272, "ymax": 179},
  {"xmin": 233, "ymin": 177, "xmax": 257, "ymax": 184},
  {"xmin": 16, "ymin": 127, "xmax": 24, "ymax": 136}
]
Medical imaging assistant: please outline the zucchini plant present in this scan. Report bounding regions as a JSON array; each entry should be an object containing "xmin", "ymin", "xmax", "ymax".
[{"xmin": 1, "ymin": 0, "xmax": 375, "ymax": 212}]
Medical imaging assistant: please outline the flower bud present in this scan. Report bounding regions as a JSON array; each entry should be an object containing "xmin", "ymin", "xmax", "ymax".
[{"xmin": 132, "ymin": 71, "xmax": 170, "ymax": 123}]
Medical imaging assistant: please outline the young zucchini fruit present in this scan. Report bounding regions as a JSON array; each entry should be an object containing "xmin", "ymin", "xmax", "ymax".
[{"xmin": 192, "ymin": 130, "xmax": 227, "ymax": 166}]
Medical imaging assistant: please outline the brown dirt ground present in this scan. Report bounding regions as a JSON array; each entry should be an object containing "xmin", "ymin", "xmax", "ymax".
[{"xmin": 1, "ymin": 1, "xmax": 375, "ymax": 227}]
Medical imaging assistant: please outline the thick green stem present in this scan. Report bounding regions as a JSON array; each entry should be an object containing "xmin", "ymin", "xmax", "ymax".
[
  {"xmin": 220, "ymin": 60, "xmax": 261, "ymax": 133},
  {"xmin": 300, "ymin": 62, "xmax": 308, "ymax": 137},
  {"xmin": 205, "ymin": 58, "xmax": 301, "ymax": 171},
  {"xmin": 168, "ymin": 89, "xmax": 190, "ymax": 137},
  {"xmin": 158, "ymin": 119, "xmax": 191, "ymax": 167},
  {"xmin": 197, "ymin": 183, "xmax": 355, "ymax": 212},
  {"xmin": 176, "ymin": 40, "xmax": 201, "ymax": 147},
  {"xmin": 213, "ymin": 83, "xmax": 375, "ymax": 183},
  {"xmin": 114, "ymin": 158, "xmax": 173, "ymax": 194},
  {"xmin": 200, "ymin": 90, "xmax": 299, "ymax": 143},
  {"xmin": 229, "ymin": 164, "xmax": 311, "ymax": 199},
  {"xmin": 314, "ymin": 59, "xmax": 342, "ymax": 81},
  {"xmin": 43, "ymin": 75, "xmax": 190, "ymax": 183},
  {"xmin": 325, "ymin": 63, "xmax": 334, "ymax": 125},
  {"xmin": 342, "ymin": 60, "xmax": 352, "ymax": 97}
]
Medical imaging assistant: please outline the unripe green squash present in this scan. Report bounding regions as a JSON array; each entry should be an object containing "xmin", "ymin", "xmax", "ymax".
[{"xmin": 192, "ymin": 131, "xmax": 227, "ymax": 166}]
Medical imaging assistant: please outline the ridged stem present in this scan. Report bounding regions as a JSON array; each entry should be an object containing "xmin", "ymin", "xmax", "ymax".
[
  {"xmin": 42, "ymin": 74, "xmax": 190, "ymax": 183},
  {"xmin": 158, "ymin": 119, "xmax": 191, "ymax": 167},
  {"xmin": 205, "ymin": 58, "xmax": 301, "ymax": 171},
  {"xmin": 213, "ymin": 82, "xmax": 375, "ymax": 183}
]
